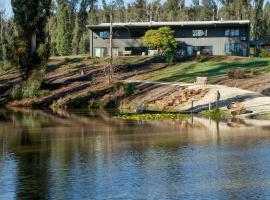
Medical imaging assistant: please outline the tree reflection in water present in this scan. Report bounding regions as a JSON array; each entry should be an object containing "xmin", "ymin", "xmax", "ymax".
[{"xmin": 0, "ymin": 108, "xmax": 270, "ymax": 199}]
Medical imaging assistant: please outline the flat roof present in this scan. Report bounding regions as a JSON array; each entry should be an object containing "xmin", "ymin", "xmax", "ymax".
[{"xmin": 87, "ymin": 20, "xmax": 250, "ymax": 29}]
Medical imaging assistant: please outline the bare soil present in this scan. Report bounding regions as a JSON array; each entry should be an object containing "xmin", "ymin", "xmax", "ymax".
[{"xmin": 1, "ymin": 55, "xmax": 270, "ymax": 112}]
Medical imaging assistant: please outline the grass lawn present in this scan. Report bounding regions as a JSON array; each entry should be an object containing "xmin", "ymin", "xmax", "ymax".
[{"xmin": 142, "ymin": 57, "xmax": 270, "ymax": 82}]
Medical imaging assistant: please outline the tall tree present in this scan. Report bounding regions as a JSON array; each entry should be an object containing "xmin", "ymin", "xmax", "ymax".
[
  {"xmin": 165, "ymin": 0, "xmax": 180, "ymax": 21},
  {"xmin": 0, "ymin": 7, "xmax": 6, "ymax": 62},
  {"xmin": 88, "ymin": 0, "xmax": 98, "ymax": 25},
  {"xmin": 251, "ymin": 0, "xmax": 264, "ymax": 40},
  {"xmin": 200, "ymin": 0, "xmax": 218, "ymax": 20},
  {"xmin": 9, "ymin": 0, "xmax": 51, "ymax": 79},
  {"xmin": 133, "ymin": 0, "xmax": 147, "ymax": 21},
  {"xmin": 261, "ymin": 2, "xmax": 270, "ymax": 43},
  {"xmin": 72, "ymin": 0, "xmax": 89, "ymax": 54},
  {"xmin": 56, "ymin": 0, "xmax": 73, "ymax": 55}
]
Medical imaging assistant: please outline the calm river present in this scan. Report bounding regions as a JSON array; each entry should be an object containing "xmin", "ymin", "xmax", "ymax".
[{"xmin": 1, "ymin": 108, "xmax": 270, "ymax": 200}]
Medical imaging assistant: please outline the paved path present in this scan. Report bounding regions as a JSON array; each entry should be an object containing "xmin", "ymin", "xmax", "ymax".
[{"xmin": 122, "ymin": 79, "xmax": 270, "ymax": 117}]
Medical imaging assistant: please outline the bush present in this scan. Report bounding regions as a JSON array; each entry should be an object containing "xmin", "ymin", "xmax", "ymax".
[
  {"xmin": 124, "ymin": 83, "xmax": 136, "ymax": 95},
  {"xmin": 64, "ymin": 57, "xmax": 71, "ymax": 62},
  {"xmin": 166, "ymin": 53, "xmax": 174, "ymax": 65},
  {"xmin": 200, "ymin": 109, "xmax": 231, "ymax": 120},
  {"xmin": 0, "ymin": 62, "xmax": 13, "ymax": 71},
  {"xmin": 259, "ymin": 51, "xmax": 270, "ymax": 58},
  {"xmin": 11, "ymin": 84, "xmax": 23, "ymax": 100},
  {"xmin": 251, "ymin": 68, "xmax": 261, "ymax": 75},
  {"xmin": 227, "ymin": 68, "xmax": 246, "ymax": 79},
  {"xmin": 10, "ymin": 69, "xmax": 49, "ymax": 100},
  {"xmin": 114, "ymin": 82, "xmax": 124, "ymax": 91}
]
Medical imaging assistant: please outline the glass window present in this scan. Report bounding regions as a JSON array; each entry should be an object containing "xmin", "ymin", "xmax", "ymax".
[
  {"xmin": 130, "ymin": 31, "xmax": 145, "ymax": 38},
  {"xmin": 225, "ymin": 29, "xmax": 230, "ymax": 36},
  {"xmin": 225, "ymin": 43, "xmax": 240, "ymax": 53},
  {"xmin": 192, "ymin": 30, "xmax": 207, "ymax": 37},
  {"xmin": 225, "ymin": 44, "xmax": 230, "ymax": 53},
  {"xmin": 225, "ymin": 29, "xmax": 240, "ymax": 36},
  {"xmin": 99, "ymin": 31, "xmax": 109, "ymax": 39},
  {"xmin": 235, "ymin": 29, "xmax": 240, "ymax": 36}
]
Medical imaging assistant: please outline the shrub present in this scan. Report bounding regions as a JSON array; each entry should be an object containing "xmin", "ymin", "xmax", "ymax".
[
  {"xmin": 92, "ymin": 57, "xmax": 100, "ymax": 64},
  {"xmin": 259, "ymin": 51, "xmax": 270, "ymax": 58},
  {"xmin": 124, "ymin": 83, "xmax": 136, "ymax": 95},
  {"xmin": 200, "ymin": 109, "xmax": 231, "ymax": 120},
  {"xmin": 10, "ymin": 69, "xmax": 49, "ymax": 100},
  {"xmin": 166, "ymin": 53, "xmax": 174, "ymax": 65},
  {"xmin": 251, "ymin": 68, "xmax": 261, "ymax": 76},
  {"xmin": 227, "ymin": 68, "xmax": 246, "ymax": 79},
  {"xmin": 0, "ymin": 62, "xmax": 13, "ymax": 71},
  {"xmin": 11, "ymin": 84, "xmax": 23, "ymax": 100},
  {"xmin": 64, "ymin": 57, "xmax": 71, "ymax": 62},
  {"xmin": 114, "ymin": 82, "xmax": 124, "ymax": 91}
]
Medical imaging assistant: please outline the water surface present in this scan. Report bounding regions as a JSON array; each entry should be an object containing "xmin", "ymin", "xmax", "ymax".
[{"xmin": 1, "ymin": 108, "xmax": 270, "ymax": 200}]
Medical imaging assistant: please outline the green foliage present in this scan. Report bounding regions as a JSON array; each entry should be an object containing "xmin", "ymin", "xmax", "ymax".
[
  {"xmin": 11, "ymin": 84, "xmax": 23, "ymax": 100},
  {"xmin": 124, "ymin": 83, "xmax": 136, "ymax": 95},
  {"xmin": 200, "ymin": 109, "xmax": 231, "ymax": 120},
  {"xmin": 79, "ymin": 33, "xmax": 90, "ymax": 54},
  {"xmin": 10, "ymin": 69, "xmax": 49, "ymax": 100},
  {"xmin": 0, "ymin": 62, "xmax": 12, "ymax": 71},
  {"xmin": 9, "ymin": 0, "xmax": 51, "ymax": 79},
  {"xmin": 116, "ymin": 113, "xmax": 189, "ymax": 120},
  {"xmin": 141, "ymin": 29, "xmax": 161, "ymax": 51},
  {"xmin": 142, "ymin": 27, "xmax": 177, "ymax": 56},
  {"xmin": 72, "ymin": 0, "xmax": 88, "ymax": 55},
  {"xmin": 56, "ymin": 2, "xmax": 73, "ymax": 56},
  {"xmin": 114, "ymin": 81, "xmax": 125, "ymax": 91},
  {"xmin": 259, "ymin": 51, "xmax": 270, "ymax": 58}
]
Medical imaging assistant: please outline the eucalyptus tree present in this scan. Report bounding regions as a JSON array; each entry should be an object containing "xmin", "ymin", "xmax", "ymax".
[{"xmin": 9, "ymin": 0, "xmax": 51, "ymax": 79}]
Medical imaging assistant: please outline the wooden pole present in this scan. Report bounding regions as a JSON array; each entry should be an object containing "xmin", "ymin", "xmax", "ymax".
[
  {"xmin": 216, "ymin": 90, "xmax": 220, "ymax": 110},
  {"xmin": 0, "ymin": 10, "xmax": 6, "ymax": 62},
  {"xmin": 108, "ymin": 8, "xmax": 113, "ymax": 84}
]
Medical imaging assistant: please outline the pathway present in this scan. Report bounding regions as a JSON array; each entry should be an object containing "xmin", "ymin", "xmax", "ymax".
[{"xmin": 122, "ymin": 79, "xmax": 270, "ymax": 117}]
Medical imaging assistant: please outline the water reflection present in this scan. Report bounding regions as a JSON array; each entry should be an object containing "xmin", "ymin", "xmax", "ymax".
[{"xmin": 0, "ymin": 108, "xmax": 270, "ymax": 199}]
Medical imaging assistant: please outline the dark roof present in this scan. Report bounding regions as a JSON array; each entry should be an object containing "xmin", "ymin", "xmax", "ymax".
[{"xmin": 87, "ymin": 20, "xmax": 250, "ymax": 29}]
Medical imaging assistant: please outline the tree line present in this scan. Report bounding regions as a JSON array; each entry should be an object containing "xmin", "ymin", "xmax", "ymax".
[{"xmin": 1, "ymin": 0, "xmax": 270, "ymax": 60}]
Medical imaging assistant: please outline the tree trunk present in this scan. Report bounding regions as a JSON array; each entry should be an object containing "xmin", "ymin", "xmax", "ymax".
[
  {"xmin": 31, "ymin": 32, "xmax": 37, "ymax": 55},
  {"xmin": 0, "ymin": 11, "xmax": 6, "ymax": 62},
  {"xmin": 108, "ymin": 8, "xmax": 114, "ymax": 84}
]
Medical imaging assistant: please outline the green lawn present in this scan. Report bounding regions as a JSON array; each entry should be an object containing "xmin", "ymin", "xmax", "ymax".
[{"xmin": 143, "ymin": 57, "xmax": 270, "ymax": 82}]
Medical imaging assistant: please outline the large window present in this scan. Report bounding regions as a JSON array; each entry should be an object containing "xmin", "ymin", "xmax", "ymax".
[
  {"xmin": 192, "ymin": 29, "xmax": 208, "ymax": 37},
  {"xmin": 225, "ymin": 43, "xmax": 240, "ymax": 54},
  {"xmin": 130, "ymin": 31, "xmax": 145, "ymax": 38},
  {"xmin": 193, "ymin": 46, "xmax": 213, "ymax": 55},
  {"xmin": 225, "ymin": 29, "xmax": 240, "ymax": 36},
  {"xmin": 99, "ymin": 31, "xmax": 109, "ymax": 39},
  {"xmin": 94, "ymin": 47, "xmax": 107, "ymax": 57}
]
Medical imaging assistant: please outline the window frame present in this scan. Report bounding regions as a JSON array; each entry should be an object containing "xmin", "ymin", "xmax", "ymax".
[
  {"xmin": 225, "ymin": 28, "xmax": 240, "ymax": 37},
  {"xmin": 225, "ymin": 43, "xmax": 241, "ymax": 54},
  {"xmin": 99, "ymin": 31, "xmax": 110, "ymax": 39}
]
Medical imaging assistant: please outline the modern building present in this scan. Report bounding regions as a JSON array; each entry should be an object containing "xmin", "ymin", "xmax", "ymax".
[{"xmin": 87, "ymin": 20, "xmax": 250, "ymax": 57}]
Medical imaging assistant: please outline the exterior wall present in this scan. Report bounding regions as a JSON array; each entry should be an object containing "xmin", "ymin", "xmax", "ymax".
[{"xmin": 89, "ymin": 25, "xmax": 250, "ymax": 57}]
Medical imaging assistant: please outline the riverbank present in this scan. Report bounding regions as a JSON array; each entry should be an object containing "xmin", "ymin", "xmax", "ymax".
[{"xmin": 1, "ymin": 55, "xmax": 270, "ymax": 119}]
